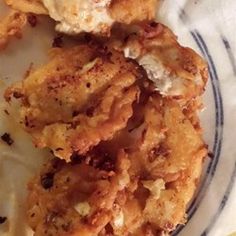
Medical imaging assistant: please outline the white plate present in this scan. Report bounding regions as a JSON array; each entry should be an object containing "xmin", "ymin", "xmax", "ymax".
[{"xmin": 0, "ymin": 0, "xmax": 236, "ymax": 235}]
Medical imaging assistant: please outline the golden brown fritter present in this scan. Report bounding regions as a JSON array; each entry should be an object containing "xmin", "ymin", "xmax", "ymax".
[
  {"xmin": 110, "ymin": 22, "xmax": 208, "ymax": 104},
  {"xmin": 27, "ymin": 151, "xmax": 131, "ymax": 236},
  {"xmin": 0, "ymin": 9, "xmax": 27, "ymax": 50},
  {"xmin": 4, "ymin": 0, "xmax": 158, "ymax": 35},
  {"xmin": 27, "ymin": 93, "xmax": 207, "ymax": 236},
  {"xmin": 124, "ymin": 96, "xmax": 207, "ymax": 234},
  {"xmin": 98, "ymin": 95, "xmax": 207, "ymax": 235},
  {"xmin": 5, "ymin": 45, "xmax": 140, "ymax": 161}
]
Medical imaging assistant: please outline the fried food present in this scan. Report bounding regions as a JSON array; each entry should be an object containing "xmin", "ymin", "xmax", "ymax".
[
  {"xmin": 109, "ymin": 0, "xmax": 158, "ymax": 25},
  {"xmin": 4, "ymin": 0, "xmax": 158, "ymax": 35},
  {"xmin": 27, "ymin": 151, "xmax": 131, "ymax": 236},
  {"xmin": 98, "ymin": 95, "xmax": 207, "ymax": 235},
  {"xmin": 42, "ymin": 0, "xmax": 158, "ymax": 35},
  {"xmin": 27, "ymin": 92, "xmax": 207, "ymax": 236},
  {"xmin": 121, "ymin": 95, "xmax": 207, "ymax": 234},
  {"xmin": 0, "ymin": 10, "xmax": 27, "ymax": 50},
  {"xmin": 4, "ymin": 0, "xmax": 47, "ymax": 14},
  {"xmin": 110, "ymin": 22, "xmax": 208, "ymax": 103},
  {"xmin": 1, "ymin": 11, "xmax": 208, "ymax": 233},
  {"xmin": 5, "ymin": 45, "xmax": 140, "ymax": 161}
]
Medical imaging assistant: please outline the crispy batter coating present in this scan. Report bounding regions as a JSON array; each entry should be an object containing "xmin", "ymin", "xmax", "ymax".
[
  {"xmin": 1, "ymin": 15, "xmax": 208, "ymax": 234},
  {"xmin": 0, "ymin": 10, "xmax": 27, "ymax": 50},
  {"xmin": 109, "ymin": 0, "xmax": 158, "ymax": 24},
  {"xmin": 110, "ymin": 22, "xmax": 208, "ymax": 103},
  {"xmin": 4, "ymin": 0, "xmax": 47, "ymax": 14},
  {"xmin": 5, "ymin": 45, "xmax": 140, "ymax": 161},
  {"xmin": 125, "ymin": 96, "xmax": 207, "ymax": 233},
  {"xmin": 98, "ymin": 95, "xmax": 206, "ymax": 235},
  {"xmin": 27, "ymin": 93, "xmax": 207, "ymax": 236},
  {"xmin": 27, "ymin": 151, "xmax": 131, "ymax": 236},
  {"xmin": 4, "ymin": 0, "xmax": 158, "ymax": 34}
]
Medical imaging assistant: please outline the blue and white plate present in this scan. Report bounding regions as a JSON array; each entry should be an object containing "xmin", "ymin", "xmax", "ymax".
[
  {"xmin": 158, "ymin": 1, "xmax": 236, "ymax": 235},
  {"xmin": 0, "ymin": 0, "xmax": 235, "ymax": 235}
]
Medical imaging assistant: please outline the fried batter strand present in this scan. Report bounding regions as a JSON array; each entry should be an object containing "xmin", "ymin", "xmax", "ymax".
[
  {"xmin": 5, "ymin": 45, "xmax": 140, "ymax": 161},
  {"xmin": 110, "ymin": 22, "xmax": 208, "ymax": 103},
  {"xmin": 0, "ymin": 10, "xmax": 27, "ymax": 50}
]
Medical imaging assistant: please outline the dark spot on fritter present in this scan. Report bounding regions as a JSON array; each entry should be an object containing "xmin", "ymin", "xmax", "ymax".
[
  {"xmin": 0, "ymin": 216, "xmax": 7, "ymax": 224},
  {"xmin": 52, "ymin": 35, "xmax": 63, "ymax": 48},
  {"xmin": 88, "ymin": 150, "xmax": 114, "ymax": 171},
  {"xmin": 27, "ymin": 14, "xmax": 37, "ymax": 27},
  {"xmin": 41, "ymin": 172, "xmax": 54, "ymax": 189},
  {"xmin": 30, "ymin": 213, "xmax": 35, "ymax": 218},
  {"xmin": 1, "ymin": 133, "xmax": 14, "ymax": 146},
  {"xmin": 4, "ymin": 109, "xmax": 9, "ymax": 115},
  {"xmin": 150, "ymin": 21, "xmax": 158, "ymax": 27},
  {"xmin": 100, "ymin": 160, "xmax": 115, "ymax": 172},
  {"xmin": 104, "ymin": 223, "xmax": 114, "ymax": 234},
  {"xmin": 70, "ymin": 152, "xmax": 84, "ymax": 164},
  {"xmin": 84, "ymin": 33, "xmax": 92, "ymax": 43},
  {"xmin": 13, "ymin": 91, "xmax": 23, "ymax": 99},
  {"xmin": 61, "ymin": 221, "xmax": 71, "ymax": 232},
  {"xmin": 72, "ymin": 110, "xmax": 80, "ymax": 117},
  {"xmin": 149, "ymin": 143, "xmax": 170, "ymax": 162},
  {"xmin": 24, "ymin": 116, "xmax": 29, "ymax": 127},
  {"xmin": 86, "ymin": 107, "xmax": 95, "ymax": 117}
]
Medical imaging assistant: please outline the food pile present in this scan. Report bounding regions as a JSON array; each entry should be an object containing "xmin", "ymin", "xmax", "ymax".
[{"xmin": 1, "ymin": 0, "xmax": 208, "ymax": 235}]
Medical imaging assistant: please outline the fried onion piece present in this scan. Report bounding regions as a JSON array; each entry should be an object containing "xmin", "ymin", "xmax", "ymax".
[
  {"xmin": 27, "ymin": 151, "xmax": 131, "ymax": 236},
  {"xmin": 4, "ymin": 0, "xmax": 47, "ymax": 14},
  {"xmin": 0, "ymin": 10, "xmax": 27, "ymax": 50},
  {"xmin": 110, "ymin": 22, "xmax": 208, "ymax": 103},
  {"xmin": 5, "ymin": 45, "xmax": 140, "ymax": 161}
]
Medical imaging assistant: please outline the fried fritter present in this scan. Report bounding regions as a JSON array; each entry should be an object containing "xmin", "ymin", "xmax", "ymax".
[
  {"xmin": 27, "ymin": 151, "xmax": 131, "ymax": 236},
  {"xmin": 123, "ymin": 96, "xmax": 207, "ymax": 234},
  {"xmin": 95, "ymin": 94, "xmax": 206, "ymax": 235},
  {"xmin": 5, "ymin": 45, "xmax": 140, "ymax": 161},
  {"xmin": 27, "ymin": 93, "xmax": 207, "ymax": 236},
  {"xmin": 4, "ymin": 0, "xmax": 158, "ymax": 35},
  {"xmin": 0, "ymin": 10, "xmax": 27, "ymax": 50},
  {"xmin": 110, "ymin": 22, "xmax": 208, "ymax": 103}
]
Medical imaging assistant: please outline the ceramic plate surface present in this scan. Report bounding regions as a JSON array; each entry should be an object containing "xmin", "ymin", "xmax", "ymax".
[{"xmin": 0, "ymin": 0, "xmax": 235, "ymax": 235}]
